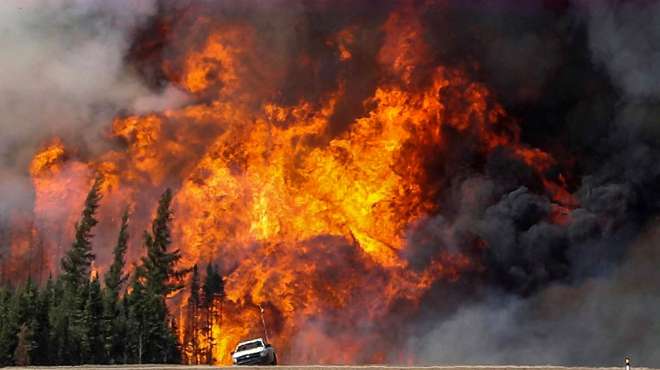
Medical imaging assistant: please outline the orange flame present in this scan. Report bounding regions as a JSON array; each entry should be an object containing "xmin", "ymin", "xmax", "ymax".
[{"xmin": 21, "ymin": 6, "xmax": 577, "ymax": 364}]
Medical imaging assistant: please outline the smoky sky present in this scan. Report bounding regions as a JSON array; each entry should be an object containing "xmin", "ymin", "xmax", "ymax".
[
  {"xmin": 0, "ymin": 0, "xmax": 187, "ymax": 216},
  {"xmin": 1, "ymin": 0, "xmax": 660, "ymax": 366},
  {"xmin": 404, "ymin": 0, "xmax": 660, "ymax": 366}
]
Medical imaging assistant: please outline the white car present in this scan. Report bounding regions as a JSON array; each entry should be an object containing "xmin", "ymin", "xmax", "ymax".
[{"xmin": 231, "ymin": 338, "xmax": 277, "ymax": 365}]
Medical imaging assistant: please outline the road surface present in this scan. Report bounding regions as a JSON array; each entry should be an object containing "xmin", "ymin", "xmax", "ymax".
[{"xmin": 10, "ymin": 366, "xmax": 654, "ymax": 370}]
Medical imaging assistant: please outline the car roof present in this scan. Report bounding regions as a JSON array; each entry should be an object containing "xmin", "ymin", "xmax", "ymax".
[{"xmin": 238, "ymin": 338, "xmax": 264, "ymax": 346}]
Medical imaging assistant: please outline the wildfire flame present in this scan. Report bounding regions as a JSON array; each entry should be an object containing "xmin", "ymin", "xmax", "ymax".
[{"xmin": 15, "ymin": 5, "xmax": 577, "ymax": 365}]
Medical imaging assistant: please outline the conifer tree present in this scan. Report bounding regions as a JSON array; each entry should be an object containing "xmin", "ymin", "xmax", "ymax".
[
  {"xmin": 32, "ymin": 275, "xmax": 53, "ymax": 365},
  {"xmin": 61, "ymin": 177, "xmax": 102, "ymax": 290},
  {"xmin": 83, "ymin": 274, "xmax": 104, "ymax": 363},
  {"xmin": 141, "ymin": 189, "xmax": 188, "ymax": 297},
  {"xmin": 56, "ymin": 177, "xmax": 103, "ymax": 364},
  {"xmin": 0, "ymin": 278, "xmax": 40, "ymax": 365},
  {"xmin": 125, "ymin": 273, "xmax": 146, "ymax": 364},
  {"xmin": 202, "ymin": 263, "xmax": 224, "ymax": 307},
  {"xmin": 104, "ymin": 208, "xmax": 130, "ymax": 363},
  {"xmin": 136, "ymin": 189, "xmax": 187, "ymax": 363},
  {"xmin": 48, "ymin": 277, "xmax": 72, "ymax": 365},
  {"xmin": 0, "ymin": 287, "xmax": 16, "ymax": 365},
  {"xmin": 12, "ymin": 278, "xmax": 39, "ymax": 365},
  {"xmin": 105, "ymin": 209, "xmax": 129, "ymax": 300},
  {"xmin": 68, "ymin": 280, "xmax": 89, "ymax": 364}
]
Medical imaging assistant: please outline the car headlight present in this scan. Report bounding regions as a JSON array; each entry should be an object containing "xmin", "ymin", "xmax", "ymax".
[{"xmin": 260, "ymin": 350, "xmax": 268, "ymax": 357}]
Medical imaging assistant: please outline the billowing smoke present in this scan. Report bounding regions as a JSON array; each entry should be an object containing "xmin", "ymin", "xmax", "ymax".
[
  {"xmin": 406, "ymin": 0, "xmax": 660, "ymax": 366},
  {"xmin": 0, "ymin": 0, "xmax": 186, "ymax": 216},
  {"xmin": 2, "ymin": 0, "xmax": 660, "ymax": 366}
]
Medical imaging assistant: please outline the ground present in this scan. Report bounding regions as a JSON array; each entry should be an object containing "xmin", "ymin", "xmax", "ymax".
[{"xmin": 9, "ymin": 366, "xmax": 650, "ymax": 370}]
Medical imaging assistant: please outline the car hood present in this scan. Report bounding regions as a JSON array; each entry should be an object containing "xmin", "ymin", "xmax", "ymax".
[{"xmin": 233, "ymin": 347, "xmax": 265, "ymax": 358}]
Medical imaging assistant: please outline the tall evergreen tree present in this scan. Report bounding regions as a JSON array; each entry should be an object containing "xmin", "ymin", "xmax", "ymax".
[
  {"xmin": 32, "ymin": 275, "xmax": 53, "ymax": 365},
  {"xmin": 125, "ymin": 272, "xmax": 146, "ymax": 364},
  {"xmin": 134, "ymin": 189, "xmax": 188, "ymax": 363},
  {"xmin": 56, "ymin": 177, "xmax": 103, "ymax": 364},
  {"xmin": 19, "ymin": 278, "xmax": 41, "ymax": 365},
  {"xmin": 104, "ymin": 208, "xmax": 130, "ymax": 363},
  {"xmin": 0, "ymin": 287, "xmax": 16, "ymax": 365},
  {"xmin": 0, "ymin": 186, "xmax": 209, "ymax": 366},
  {"xmin": 83, "ymin": 274, "xmax": 104, "ymax": 363},
  {"xmin": 61, "ymin": 177, "xmax": 102, "ymax": 290},
  {"xmin": 0, "ymin": 278, "xmax": 40, "ymax": 365},
  {"xmin": 140, "ymin": 189, "xmax": 188, "ymax": 297},
  {"xmin": 48, "ymin": 277, "xmax": 71, "ymax": 364},
  {"xmin": 105, "ymin": 209, "xmax": 129, "ymax": 300},
  {"xmin": 202, "ymin": 263, "xmax": 224, "ymax": 308}
]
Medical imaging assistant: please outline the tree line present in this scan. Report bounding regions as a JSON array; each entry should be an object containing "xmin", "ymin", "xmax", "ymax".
[{"xmin": 0, "ymin": 179, "xmax": 225, "ymax": 366}]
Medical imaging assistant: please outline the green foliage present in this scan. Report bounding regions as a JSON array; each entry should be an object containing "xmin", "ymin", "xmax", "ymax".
[
  {"xmin": 131, "ymin": 189, "xmax": 187, "ymax": 363},
  {"xmin": 84, "ymin": 275, "xmax": 105, "ymax": 363},
  {"xmin": 61, "ymin": 177, "xmax": 102, "ymax": 290},
  {"xmin": 105, "ymin": 208, "xmax": 130, "ymax": 301},
  {"xmin": 0, "ymin": 187, "xmax": 192, "ymax": 366},
  {"xmin": 140, "ymin": 189, "xmax": 189, "ymax": 298},
  {"xmin": 0, "ymin": 287, "xmax": 17, "ymax": 365},
  {"xmin": 31, "ymin": 275, "xmax": 53, "ymax": 365},
  {"xmin": 104, "ymin": 209, "xmax": 130, "ymax": 363}
]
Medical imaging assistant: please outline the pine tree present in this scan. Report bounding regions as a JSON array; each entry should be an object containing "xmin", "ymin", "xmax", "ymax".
[
  {"xmin": 136, "ymin": 189, "xmax": 188, "ymax": 363},
  {"xmin": 104, "ymin": 209, "xmax": 130, "ymax": 363},
  {"xmin": 105, "ymin": 209, "xmax": 130, "ymax": 300},
  {"xmin": 0, "ymin": 287, "xmax": 16, "ymax": 365},
  {"xmin": 13, "ymin": 278, "xmax": 39, "ymax": 365},
  {"xmin": 17, "ymin": 277, "xmax": 39, "ymax": 335},
  {"xmin": 83, "ymin": 274, "xmax": 104, "ymax": 363},
  {"xmin": 69, "ymin": 280, "xmax": 90, "ymax": 364},
  {"xmin": 57, "ymin": 177, "xmax": 103, "ymax": 364},
  {"xmin": 32, "ymin": 275, "xmax": 53, "ymax": 365},
  {"xmin": 0, "ymin": 278, "xmax": 40, "ymax": 365},
  {"xmin": 141, "ymin": 189, "xmax": 188, "ymax": 297},
  {"xmin": 61, "ymin": 177, "xmax": 102, "ymax": 290},
  {"xmin": 202, "ymin": 263, "xmax": 224, "ymax": 308},
  {"xmin": 125, "ymin": 273, "xmax": 145, "ymax": 364},
  {"xmin": 49, "ymin": 277, "xmax": 72, "ymax": 365}
]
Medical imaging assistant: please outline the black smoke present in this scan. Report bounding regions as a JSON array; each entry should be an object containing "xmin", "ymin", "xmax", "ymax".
[
  {"xmin": 2, "ymin": 0, "xmax": 660, "ymax": 365},
  {"xmin": 403, "ymin": 0, "xmax": 660, "ymax": 366}
]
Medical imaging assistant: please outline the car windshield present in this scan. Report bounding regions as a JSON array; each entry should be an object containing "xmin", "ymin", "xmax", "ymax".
[{"xmin": 236, "ymin": 341, "xmax": 263, "ymax": 352}]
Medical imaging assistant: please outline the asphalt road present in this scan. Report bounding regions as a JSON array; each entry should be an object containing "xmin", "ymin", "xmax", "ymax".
[{"xmin": 9, "ymin": 366, "xmax": 653, "ymax": 370}]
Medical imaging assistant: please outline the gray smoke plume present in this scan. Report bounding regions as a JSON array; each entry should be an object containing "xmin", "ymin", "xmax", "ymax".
[
  {"xmin": 580, "ymin": 0, "xmax": 660, "ymax": 100},
  {"xmin": 410, "ymin": 222, "xmax": 660, "ymax": 366},
  {"xmin": 0, "ymin": 0, "xmax": 186, "ymax": 216},
  {"xmin": 2, "ymin": 0, "xmax": 660, "ymax": 366},
  {"xmin": 407, "ymin": 0, "xmax": 660, "ymax": 366}
]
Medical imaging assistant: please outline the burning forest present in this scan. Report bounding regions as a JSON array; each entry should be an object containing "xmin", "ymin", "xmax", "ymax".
[{"xmin": 2, "ymin": 0, "xmax": 660, "ymax": 367}]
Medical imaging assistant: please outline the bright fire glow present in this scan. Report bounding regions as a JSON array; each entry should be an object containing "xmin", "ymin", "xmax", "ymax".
[{"xmin": 17, "ymin": 7, "xmax": 577, "ymax": 365}]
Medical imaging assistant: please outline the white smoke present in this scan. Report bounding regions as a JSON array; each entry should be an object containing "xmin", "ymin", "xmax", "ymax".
[{"xmin": 0, "ymin": 0, "xmax": 187, "ymax": 214}]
